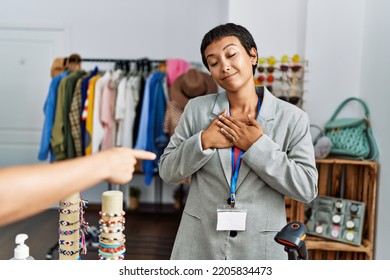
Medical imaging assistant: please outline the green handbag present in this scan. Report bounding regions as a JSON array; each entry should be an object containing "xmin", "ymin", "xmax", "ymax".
[{"xmin": 325, "ymin": 97, "xmax": 379, "ymax": 161}]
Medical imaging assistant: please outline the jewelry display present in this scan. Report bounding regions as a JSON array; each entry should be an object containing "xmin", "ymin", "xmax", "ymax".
[
  {"xmin": 305, "ymin": 195, "xmax": 365, "ymax": 246},
  {"xmin": 99, "ymin": 191, "xmax": 126, "ymax": 260}
]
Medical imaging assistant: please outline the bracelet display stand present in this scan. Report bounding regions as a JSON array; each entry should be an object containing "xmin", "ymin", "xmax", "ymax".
[
  {"xmin": 58, "ymin": 192, "xmax": 80, "ymax": 260},
  {"xmin": 99, "ymin": 191, "xmax": 126, "ymax": 260}
]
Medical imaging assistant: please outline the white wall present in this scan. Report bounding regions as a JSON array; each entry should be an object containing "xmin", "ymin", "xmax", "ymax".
[
  {"xmin": 0, "ymin": 0, "xmax": 227, "ymax": 62},
  {"xmin": 304, "ymin": 0, "xmax": 366, "ymax": 125},
  {"xmin": 228, "ymin": 0, "xmax": 308, "ymax": 58},
  {"xmin": 359, "ymin": 0, "xmax": 390, "ymax": 260},
  {"xmin": 0, "ymin": 0, "xmax": 389, "ymax": 259}
]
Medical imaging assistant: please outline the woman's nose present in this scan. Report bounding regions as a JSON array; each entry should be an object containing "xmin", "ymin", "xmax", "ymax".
[{"xmin": 221, "ymin": 61, "xmax": 230, "ymax": 72}]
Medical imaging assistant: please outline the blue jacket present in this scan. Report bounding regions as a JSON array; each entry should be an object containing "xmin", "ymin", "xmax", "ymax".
[
  {"xmin": 38, "ymin": 72, "xmax": 68, "ymax": 161},
  {"xmin": 135, "ymin": 71, "xmax": 168, "ymax": 185}
]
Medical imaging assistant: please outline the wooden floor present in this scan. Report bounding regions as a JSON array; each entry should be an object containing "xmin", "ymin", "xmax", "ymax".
[{"xmin": 0, "ymin": 204, "xmax": 181, "ymax": 260}]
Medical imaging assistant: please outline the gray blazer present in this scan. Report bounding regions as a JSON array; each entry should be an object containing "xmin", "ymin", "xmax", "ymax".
[{"xmin": 158, "ymin": 86, "xmax": 318, "ymax": 260}]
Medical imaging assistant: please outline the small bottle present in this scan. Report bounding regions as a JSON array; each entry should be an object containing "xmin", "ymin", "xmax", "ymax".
[{"xmin": 10, "ymin": 233, "xmax": 35, "ymax": 260}]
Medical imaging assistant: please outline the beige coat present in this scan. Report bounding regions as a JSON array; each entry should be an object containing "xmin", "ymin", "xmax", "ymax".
[{"xmin": 158, "ymin": 86, "xmax": 318, "ymax": 260}]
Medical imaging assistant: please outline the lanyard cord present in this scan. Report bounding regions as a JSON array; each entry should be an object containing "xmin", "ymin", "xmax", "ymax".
[{"xmin": 229, "ymin": 93, "xmax": 262, "ymax": 207}]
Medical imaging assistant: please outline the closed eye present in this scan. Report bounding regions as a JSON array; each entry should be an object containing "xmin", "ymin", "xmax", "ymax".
[{"xmin": 209, "ymin": 61, "xmax": 218, "ymax": 67}]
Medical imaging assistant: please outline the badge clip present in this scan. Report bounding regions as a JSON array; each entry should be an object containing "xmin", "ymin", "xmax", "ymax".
[{"xmin": 230, "ymin": 194, "xmax": 235, "ymax": 208}]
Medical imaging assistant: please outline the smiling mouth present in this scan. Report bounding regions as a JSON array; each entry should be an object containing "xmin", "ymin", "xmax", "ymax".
[{"xmin": 222, "ymin": 72, "xmax": 237, "ymax": 81}]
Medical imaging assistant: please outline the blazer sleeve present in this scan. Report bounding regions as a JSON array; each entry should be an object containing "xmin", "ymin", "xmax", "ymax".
[
  {"xmin": 242, "ymin": 111, "xmax": 318, "ymax": 203},
  {"xmin": 158, "ymin": 99, "xmax": 215, "ymax": 185}
]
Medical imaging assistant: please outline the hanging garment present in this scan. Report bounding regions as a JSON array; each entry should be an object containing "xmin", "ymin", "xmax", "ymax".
[
  {"xmin": 51, "ymin": 70, "xmax": 84, "ymax": 161},
  {"xmin": 139, "ymin": 71, "xmax": 169, "ymax": 185},
  {"xmin": 80, "ymin": 67, "xmax": 99, "ymax": 154},
  {"xmin": 84, "ymin": 74, "xmax": 101, "ymax": 155},
  {"xmin": 38, "ymin": 71, "xmax": 69, "ymax": 162},
  {"xmin": 69, "ymin": 72, "xmax": 90, "ymax": 157},
  {"xmin": 63, "ymin": 70, "xmax": 86, "ymax": 159},
  {"xmin": 100, "ymin": 71, "xmax": 119, "ymax": 150},
  {"xmin": 91, "ymin": 71, "xmax": 111, "ymax": 153},
  {"xmin": 116, "ymin": 74, "xmax": 141, "ymax": 148}
]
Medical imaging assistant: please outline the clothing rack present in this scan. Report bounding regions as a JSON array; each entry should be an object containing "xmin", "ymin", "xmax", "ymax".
[
  {"xmin": 78, "ymin": 57, "xmax": 166, "ymax": 73},
  {"xmin": 75, "ymin": 57, "xmax": 203, "ymax": 72},
  {"xmin": 75, "ymin": 57, "xmax": 168, "ymax": 210},
  {"xmin": 78, "ymin": 57, "xmax": 165, "ymax": 63},
  {"xmin": 66, "ymin": 56, "xmax": 193, "ymax": 211}
]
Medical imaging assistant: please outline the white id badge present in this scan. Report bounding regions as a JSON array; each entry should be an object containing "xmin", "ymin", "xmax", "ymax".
[{"xmin": 216, "ymin": 205, "xmax": 247, "ymax": 231}]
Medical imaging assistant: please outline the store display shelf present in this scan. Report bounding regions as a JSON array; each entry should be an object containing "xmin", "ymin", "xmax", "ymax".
[
  {"xmin": 307, "ymin": 237, "xmax": 372, "ymax": 254},
  {"xmin": 286, "ymin": 158, "xmax": 378, "ymax": 260}
]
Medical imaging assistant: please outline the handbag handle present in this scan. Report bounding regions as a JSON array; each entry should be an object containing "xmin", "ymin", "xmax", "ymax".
[
  {"xmin": 310, "ymin": 124, "xmax": 324, "ymax": 144},
  {"xmin": 329, "ymin": 97, "xmax": 370, "ymax": 121}
]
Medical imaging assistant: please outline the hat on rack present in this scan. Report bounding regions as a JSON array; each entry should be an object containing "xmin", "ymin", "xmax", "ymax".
[
  {"xmin": 50, "ymin": 57, "xmax": 66, "ymax": 77},
  {"xmin": 50, "ymin": 53, "xmax": 81, "ymax": 77},
  {"xmin": 67, "ymin": 53, "xmax": 81, "ymax": 71},
  {"xmin": 166, "ymin": 58, "xmax": 191, "ymax": 86},
  {"xmin": 170, "ymin": 68, "xmax": 218, "ymax": 109}
]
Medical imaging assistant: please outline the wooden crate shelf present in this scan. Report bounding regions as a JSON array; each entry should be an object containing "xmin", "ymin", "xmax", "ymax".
[{"xmin": 286, "ymin": 158, "xmax": 378, "ymax": 260}]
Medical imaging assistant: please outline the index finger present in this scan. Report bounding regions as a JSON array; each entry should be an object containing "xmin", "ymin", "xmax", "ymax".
[
  {"xmin": 130, "ymin": 150, "xmax": 157, "ymax": 160},
  {"xmin": 220, "ymin": 114, "xmax": 243, "ymax": 128}
]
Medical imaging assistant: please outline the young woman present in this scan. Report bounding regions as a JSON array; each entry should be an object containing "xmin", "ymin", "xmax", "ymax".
[{"xmin": 159, "ymin": 23, "xmax": 318, "ymax": 260}]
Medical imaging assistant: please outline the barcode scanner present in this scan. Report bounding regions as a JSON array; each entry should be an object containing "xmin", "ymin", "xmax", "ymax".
[{"xmin": 274, "ymin": 222, "xmax": 308, "ymax": 260}]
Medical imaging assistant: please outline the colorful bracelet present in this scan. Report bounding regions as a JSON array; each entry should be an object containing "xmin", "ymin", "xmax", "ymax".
[
  {"xmin": 98, "ymin": 248, "xmax": 126, "ymax": 258},
  {"xmin": 99, "ymin": 254, "xmax": 125, "ymax": 260},
  {"xmin": 99, "ymin": 218, "xmax": 125, "ymax": 225},
  {"xmin": 98, "ymin": 244, "xmax": 126, "ymax": 253},
  {"xmin": 99, "ymin": 221, "xmax": 125, "ymax": 227},
  {"xmin": 99, "ymin": 235, "xmax": 126, "ymax": 242},
  {"xmin": 59, "ymin": 208, "xmax": 80, "ymax": 214},
  {"xmin": 99, "ymin": 242, "xmax": 125, "ymax": 249},
  {"xmin": 58, "ymin": 248, "xmax": 79, "ymax": 256},
  {"xmin": 59, "ymin": 240, "xmax": 76, "ymax": 246},
  {"xmin": 59, "ymin": 220, "xmax": 79, "ymax": 226},
  {"xmin": 99, "ymin": 211, "xmax": 126, "ymax": 217},
  {"xmin": 59, "ymin": 200, "xmax": 81, "ymax": 207},
  {"xmin": 100, "ymin": 227, "xmax": 124, "ymax": 234},
  {"xmin": 58, "ymin": 228, "xmax": 78, "ymax": 236}
]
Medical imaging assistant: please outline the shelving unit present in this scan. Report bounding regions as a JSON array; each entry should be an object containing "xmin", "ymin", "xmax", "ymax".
[{"xmin": 286, "ymin": 158, "xmax": 378, "ymax": 260}]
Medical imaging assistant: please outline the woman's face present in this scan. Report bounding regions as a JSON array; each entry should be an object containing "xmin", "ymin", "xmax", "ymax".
[{"xmin": 204, "ymin": 36, "xmax": 256, "ymax": 92}]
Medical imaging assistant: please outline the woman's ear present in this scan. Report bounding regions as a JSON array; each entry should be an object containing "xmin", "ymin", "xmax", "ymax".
[{"xmin": 250, "ymin": 47, "xmax": 258, "ymax": 65}]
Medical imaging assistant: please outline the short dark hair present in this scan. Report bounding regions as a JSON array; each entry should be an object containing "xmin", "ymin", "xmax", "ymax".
[{"xmin": 200, "ymin": 23, "xmax": 258, "ymax": 75}]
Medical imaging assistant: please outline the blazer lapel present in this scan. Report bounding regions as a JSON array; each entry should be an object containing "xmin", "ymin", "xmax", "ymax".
[
  {"xmin": 212, "ymin": 93, "xmax": 231, "ymax": 189},
  {"xmin": 236, "ymin": 87, "xmax": 276, "ymax": 190}
]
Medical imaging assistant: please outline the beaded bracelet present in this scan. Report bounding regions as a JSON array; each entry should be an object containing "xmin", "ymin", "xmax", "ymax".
[
  {"xmin": 98, "ymin": 244, "xmax": 126, "ymax": 253},
  {"xmin": 100, "ymin": 227, "xmax": 124, "ymax": 234},
  {"xmin": 99, "ymin": 223, "xmax": 123, "ymax": 228},
  {"xmin": 59, "ymin": 208, "xmax": 80, "ymax": 214},
  {"xmin": 59, "ymin": 220, "xmax": 79, "ymax": 226},
  {"xmin": 58, "ymin": 248, "xmax": 79, "ymax": 256},
  {"xmin": 59, "ymin": 200, "xmax": 81, "ymax": 207},
  {"xmin": 99, "ymin": 211, "xmax": 126, "ymax": 217},
  {"xmin": 99, "ymin": 221, "xmax": 125, "ymax": 228},
  {"xmin": 99, "ymin": 254, "xmax": 125, "ymax": 260},
  {"xmin": 99, "ymin": 235, "xmax": 126, "ymax": 242},
  {"xmin": 99, "ymin": 218, "xmax": 125, "ymax": 225},
  {"xmin": 58, "ymin": 228, "xmax": 78, "ymax": 236},
  {"xmin": 59, "ymin": 240, "xmax": 76, "ymax": 246},
  {"xmin": 98, "ymin": 248, "xmax": 126, "ymax": 258},
  {"xmin": 99, "ymin": 242, "xmax": 125, "ymax": 249}
]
